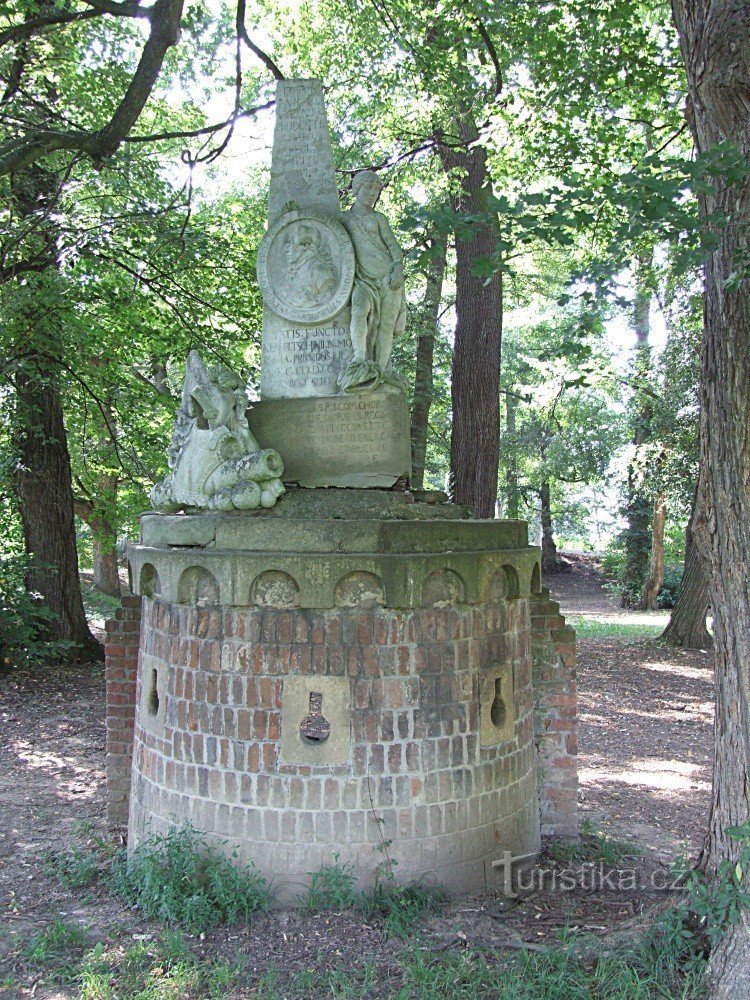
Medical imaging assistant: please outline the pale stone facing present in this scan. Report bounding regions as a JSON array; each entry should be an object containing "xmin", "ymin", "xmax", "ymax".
[
  {"xmin": 259, "ymin": 307, "xmax": 353, "ymax": 399},
  {"xmin": 260, "ymin": 80, "xmax": 351, "ymax": 400},
  {"xmin": 257, "ymin": 210, "xmax": 355, "ymax": 326},
  {"xmin": 258, "ymin": 79, "xmax": 407, "ymax": 406},
  {"xmin": 266, "ymin": 80, "xmax": 339, "ymax": 225}
]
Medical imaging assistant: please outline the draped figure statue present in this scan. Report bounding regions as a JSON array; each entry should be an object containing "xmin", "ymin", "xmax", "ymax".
[{"xmin": 337, "ymin": 171, "xmax": 407, "ymax": 393}]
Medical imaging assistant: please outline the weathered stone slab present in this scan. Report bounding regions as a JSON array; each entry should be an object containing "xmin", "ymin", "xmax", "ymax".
[
  {"xmin": 248, "ymin": 390, "xmax": 412, "ymax": 487},
  {"xmin": 260, "ymin": 79, "xmax": 353, "ymax": 399},
  {"xmin": 266, "ymin": 79, "xmax": 339, "ymax": 225},
  {"xmin": 259, "ymin": 310, "xmax": 352, "ymax": 399}
]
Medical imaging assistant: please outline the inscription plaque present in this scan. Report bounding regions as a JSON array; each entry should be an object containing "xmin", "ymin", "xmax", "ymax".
[{"xmin": 248, "ymin": 390, "xmax": 412, "ymax": 488}]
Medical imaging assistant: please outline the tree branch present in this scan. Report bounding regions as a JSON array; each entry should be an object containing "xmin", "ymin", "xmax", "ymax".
[
  {"xmin": 236, "ymin": 0, "xmax": 284, "ymax": 79},
  {"xmin": 0, "ymin": 0, "xmax": 184, "ymax": 176},
  {"xmin": 0, "ymin": 1, "xmax": 149, "ymax": 48},
  {"xmin": 472, "ymin": 17, "xmax": 503, "ymax": 96}
]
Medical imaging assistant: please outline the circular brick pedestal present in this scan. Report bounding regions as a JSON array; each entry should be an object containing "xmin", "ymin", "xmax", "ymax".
[{"xmin": 126, "ymin": 492, "xmax": 543, "ymax": 898}]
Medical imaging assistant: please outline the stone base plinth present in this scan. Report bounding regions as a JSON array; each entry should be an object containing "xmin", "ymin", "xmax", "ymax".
[
  {"xmin": 248, "ymin": 390, "xmax": 411, "ymax": 488},
  {"xmin": 117, "ymin": 494, "xmax": 574, "ymax": 899}
]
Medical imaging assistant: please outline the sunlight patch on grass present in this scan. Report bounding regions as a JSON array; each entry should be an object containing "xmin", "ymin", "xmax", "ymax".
[{"xmin": 569, "ymin": 616, "xmax": 667, "ymax": 639}]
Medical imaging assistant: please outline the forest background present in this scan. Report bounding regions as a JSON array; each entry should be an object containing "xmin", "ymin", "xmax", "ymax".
[{"xmin": 0, "ymin": 0, "xmax": 714, "ymax": 658}]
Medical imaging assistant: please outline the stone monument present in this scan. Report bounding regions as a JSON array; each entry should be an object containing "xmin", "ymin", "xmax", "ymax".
[
  {"xmin": 150, "ymin": 352, "xmax": 285, "ymax": 513},
  {"xmin": 111, "ymin": 79, "xmax": 578, "ymax": 902},
  {"xmin": 249, "ymin": 79, "xmax": 412, "ymax": 488}
]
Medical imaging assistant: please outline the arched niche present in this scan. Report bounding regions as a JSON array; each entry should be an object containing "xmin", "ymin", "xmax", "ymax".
[
  {"xmin": 501, "ymin": 564, "xmax": 520, "ymax": 601},
  {"xmin": 139, "ymin": 563, "xmax": 161, "ymax": 598},
  {"xmin": 250, "ymin": 570, "xmax": 300, "ymax": 609},
  {"xmin": 334, "ymin": 571, "xmax": 385, "ymax": 609},
  {"xmin": 177, "ymin": 566, "xmax": 220, "ymax": 606},
  {"xmin": 421, "ymin": 568, "xmax": 466, "ymax": 608}
]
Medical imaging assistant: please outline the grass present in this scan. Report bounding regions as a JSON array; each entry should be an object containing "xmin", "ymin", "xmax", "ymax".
[
  {"xmin": 250, "ymin": 932, "xmax": 706, "ymax": 999},
  {"xmin": 302, "ymin": 853, "xmax": 359, "ymax": 911},
  {"xmin": 43, "ymin": 842, "xmax": 102, "ymax": 888},
  {"xmin": 109, "ymin": 824, "xmax": 271, "ymax": 933},
  {"xmin": 7, "ymin": 930, "xmax": 709, "ymax": 1000},
  {"xmin": 24, "ymin": 829, "xmax": 717, "ymax": 999},
  {"xmin": 360, "ymin": 876, "xmax": 447, "ymax": 938},
  {"xmin": 42, "ymin": 819, "xmax": 116, "ymax": 890},
  {"xmin": 21, "ymin": 919, "xmax": 89, "ymax": 983},
  {"xmin": 569, "ymin": 617, "xmax": 667, "ymax": 640},
  {"xmin": 547, "ymin": 819, "xmax": 642, "ymax": 867},
  {"xmin": 77, "ymin": 931, "xmax": 242, "ymax": 1000},
  {"xmin": 301, "ymin": 854, "xmax": 446, "ymax": 937}
]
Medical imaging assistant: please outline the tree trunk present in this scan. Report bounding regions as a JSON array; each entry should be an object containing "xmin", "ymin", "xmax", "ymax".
[
  {"xmin": 75, "ymin": 475, "xmax": 121, "ymax": 599},
  {"xmin": 504, "ymin": 392, "xmax": 520, "ymax": 519},
  {"xmin": 670, "ymin": 1, "xmax": 750, "ymax": 993},
  {"xmin": 410, "ymin": 237, "xmax": 447, "ymax": 491},
  {"xmin": 661, "ymin": 492, "xmax": 712, "ymax": 649},
  {"xmin": 13, "ymin": 360, "xmax": 103, "ymax": 660},
  {"xmin": 540, "ymin": 480, "xmax": 558, "ymax": 573},
  {"xmin": 91, "ymin": 472, "xmax": 121, "ymax": 599},
  {"xmin": 92, "ymin": 533, "xmax": 121, "ymax": 598},
  {"xmin": 621, "ymin": 259, "xmax": 654, "ymax": 606},
  {"xmin": 10, "ymin": 165, "xmax": 102, "ymax": 661},
  {"xmin": 638, "ymin": 494, "xmax": 666, "ymax": 610},
  {"xmin": 437, "ymin": 121, "xmax": 502, "ymax": 518}
]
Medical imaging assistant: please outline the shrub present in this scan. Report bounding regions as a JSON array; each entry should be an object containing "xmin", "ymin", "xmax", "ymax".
[
  {"xmin": 109, "ymin": 824, "xmax": 271, "ymax": 933},
  {"xmin": 303, "ymin": 854, "xmax": 358, "ymax": 911},
  {"xmin": 0, "ymin": 554, "xmax": 73, "ymax": 668},
  {"xmin": 657, "ymin": 564, "xmax": 684, "ymax": 609}
]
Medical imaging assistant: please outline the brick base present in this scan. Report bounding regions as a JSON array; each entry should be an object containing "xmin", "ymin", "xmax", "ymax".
[
  {"xmin": 124, "ymin": 589, "xmax": 541, "ymax": 899},
  {"xmin": 531, "ymin": 588, "xmax": 578, "ymax": 838},
  {"xmin": 105, "ymin": 595, "xmax": 142, "ymax": 828}
]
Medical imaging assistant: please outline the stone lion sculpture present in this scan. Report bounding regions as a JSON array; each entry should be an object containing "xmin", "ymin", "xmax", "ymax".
[{"xmin": 150, "ymin": 351, "xmax": 285, "ymax": 513}]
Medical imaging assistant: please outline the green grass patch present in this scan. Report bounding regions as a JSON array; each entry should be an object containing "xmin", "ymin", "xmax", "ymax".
[
  {"xmin": 547, "ymin": 820, "xmax": 642, "ymax": 867},
  {"xmin": 21, "ymin": 919, "xmax": 89, "ymax": 983},
  {"xmin": 301, "ymin": 854, "xmax": 446, "ymax": 937},
  {"xmin": 43, "ymin": 843, "xmax": 102, "ymax": 889},
  {"xmin": 78, "ymin": 931, "xmax": 242, "ymax": 1000},
  {"xmin": 360, "ymin": 877, "xmax": 447, "ymax": 938},
  {"xmin": 109, "ymin": 824, "xmax": 271, "ymax": 933},
  {"xmin": 252, "ymin": 932, "xmax": 706, "ymax": 999},
  {"xmin": 42, "ymin": 819, "xmax": 116, "ymax": 890},
  {"xmin": 569, "ymin": 617, "xmax": 666, "ymax": 640}
]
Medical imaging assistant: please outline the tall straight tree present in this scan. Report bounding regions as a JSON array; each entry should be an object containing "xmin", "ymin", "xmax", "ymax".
[
  {"xmin": 669, "ymin": 1, "xmax": 750, "ymax": 994},
  {"xmin": 1, "ymin": 0, "xmax": 185, "ymax": 657},
  {"xmin": 437, "ymin": 120, "xmax": 502, "ymax": 517},
  {"xmin": 410, "ymin": 236, "xmax": 447, "ymax": 491}
]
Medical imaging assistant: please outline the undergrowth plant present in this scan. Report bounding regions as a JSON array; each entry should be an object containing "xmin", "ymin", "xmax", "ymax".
[
  {"xmin": 0, "ymin": 555, "xmax": 74, "ymax": 668},
  {"xmin": 21, "ymin": 919, "xmax": 89, "ymax": 983},
  {"xmin": 78, "ymin": 930, "xmax": 242, "ymax": 1000},
  {"xmin": 547, "ymin": 818, "xmax": 641, "ymax": 866},
  {"xmin": 659, "ymin": 820, "xmax": 750, "ymax": 970},
  {"xmin": 303, "ymin": 853, "xmax": 358, "ymax": 911},
  {"xmin": 109, "ymin": 824, "xmax": 271, "ymax": 933}
]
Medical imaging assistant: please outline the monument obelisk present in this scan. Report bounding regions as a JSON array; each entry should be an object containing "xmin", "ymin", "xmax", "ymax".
[{"xmin": 249, "ymin": 79, "xmax": 412, "ymax": 488}]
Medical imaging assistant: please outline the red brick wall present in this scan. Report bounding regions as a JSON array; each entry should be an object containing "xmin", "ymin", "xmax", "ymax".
[
  {"xmin": 531, "ymin": 589, "xmax": 578, "ymax": 838},
  {"xmin": 105, "ymin": 595, "xmax": 142, "ymax": 828}
]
